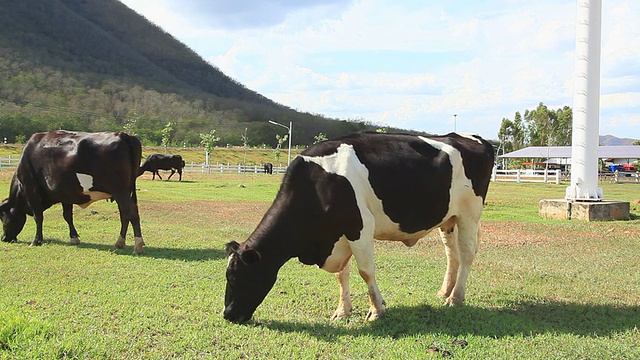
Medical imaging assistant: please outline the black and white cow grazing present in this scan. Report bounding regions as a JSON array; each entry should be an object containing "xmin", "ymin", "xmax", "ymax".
[
  {"xmin": 139, "ymin": 154, "xmax": 185, "ymax": 181},
  {"xmin": 224, "ymin": 132, "xmax": 494, "ymax": 323},
  {"xmin": 0, "ymin": 130, "xmax": 145, "ymax": 254}
]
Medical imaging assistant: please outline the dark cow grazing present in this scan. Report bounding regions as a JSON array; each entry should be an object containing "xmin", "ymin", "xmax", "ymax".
[
  {"xmin": 0, "ymin": 130, "xmax": 145, "ymax": 254},
  {"xmin": 263, "ymin": 163, "xmax": 273, "ymax": 174},
  {"xmin": 139, "ymin": 154, "xmax": 185, "ymax": 181},
  {"xmin": 224, "ymin": 132, "xmax": 494, "ymax": 323}
]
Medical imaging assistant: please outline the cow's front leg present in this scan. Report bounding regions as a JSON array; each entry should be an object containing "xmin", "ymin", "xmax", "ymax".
[
  {"xmin": 349, "ymin": 233, "xmax": 385, "ymax": 321},
  {"xmin": 62, "ymin": 203, "xmax": 80, "ymax": 245},
  {"xmin": 332, "ymin": 262, "xmax": 353, "ymax": 320},
  {"xmin": 30, "ymin": 211, "xmax": 45, "ymax": 247}
]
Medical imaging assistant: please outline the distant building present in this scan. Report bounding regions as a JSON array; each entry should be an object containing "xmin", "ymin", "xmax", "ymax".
[{"xmin": 498, "ymin": 146, "xmax": 640, "ymax": 171}]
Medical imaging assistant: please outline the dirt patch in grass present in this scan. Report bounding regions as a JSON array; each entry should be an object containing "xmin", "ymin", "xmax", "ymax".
[
  {"xmin": 140, "ymin": 199, "xmax": 269, "ymax": 229},
  {"xmin": 482, "ymin": 222, "xmax": 559, "ymax": 247}
]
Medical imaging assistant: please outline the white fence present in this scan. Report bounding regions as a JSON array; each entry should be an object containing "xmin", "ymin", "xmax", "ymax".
[
  {"xmin": 184, "ymin": 162, "xmax": 288, "ymax": 175},
  {"xmin": 492, "ymin": 168, "xmax": 563, "ymax": 184},
  {"xmin": 0, "ymin": 158, "xmax": 289, "ymax": 174},
  {"xmin": 0, "ymin": 157, "xmax": 19, "ymax": 171},
  {"xmin": 1, "ymin": 157, "xmax": 637, "ymax": 184}
]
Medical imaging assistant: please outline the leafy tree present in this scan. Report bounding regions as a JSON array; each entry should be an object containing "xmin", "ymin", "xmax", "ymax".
[
  {"xmin": 313, "ymin": 132, "xmax": 328, "ymax": 144},
  {"xmin": 498, "ymin": 118, "xmax": 515, "ymax": 154},
  {"xmin": 200, "ymin": 130, "xmax": 220, "ymax": 165},
  {"xmin": 161, "ymin": 122, "xmax": 174, "ymax": 152},
  {"xmin": 274, "ymin": 134, "xmax": 288, "ymax": 164},
  {"xmin": 501, "ymin": 103, "xmax": 572, "ymax": 151}
]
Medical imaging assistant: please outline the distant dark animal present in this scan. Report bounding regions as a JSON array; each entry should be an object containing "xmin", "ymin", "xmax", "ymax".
[
  {"xmin": 0, "ymin": 130, "xmax": 145, "ymax": 254},
  {"xmin": 139, "ymin": 154, "xmax": 185, "ymax": 181},
  {"xmin": 224, "ymin": 132, "xmax": 494, "ymax": 323},
  {"xmin": 263, "ymin": 163, "xmax": 273, "ymax": 174}
]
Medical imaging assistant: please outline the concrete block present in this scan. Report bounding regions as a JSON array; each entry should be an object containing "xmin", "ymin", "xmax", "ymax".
[{"xmin": 539, "ymin": 199, "xmax": 630, "ymax": 221}]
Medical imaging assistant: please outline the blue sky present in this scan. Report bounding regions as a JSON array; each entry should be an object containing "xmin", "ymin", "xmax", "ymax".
[{"xmin": 119, "ymin": 0, "xmax": 640, "ymax": 141}]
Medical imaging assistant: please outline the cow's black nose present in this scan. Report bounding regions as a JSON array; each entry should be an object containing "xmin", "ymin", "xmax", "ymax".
[{"xmin": 223, "ymin": 307, "xmax": 250, "ymax": 324}]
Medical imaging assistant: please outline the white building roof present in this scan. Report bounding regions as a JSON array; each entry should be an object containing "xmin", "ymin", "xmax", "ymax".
[{"xmin": 499, "ymin": 146, "xmax": 640, "ymax": 159}]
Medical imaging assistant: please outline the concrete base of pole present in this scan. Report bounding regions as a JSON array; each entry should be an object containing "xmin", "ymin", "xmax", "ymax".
[{"xmin": 539, "ymin": 199, "xmax": 630, "ymax": 221}]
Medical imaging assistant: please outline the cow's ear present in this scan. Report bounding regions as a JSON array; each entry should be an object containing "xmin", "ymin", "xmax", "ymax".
[
  {"xmin": 225, "ymin": 241, "xmax": 240, "ymax": 256},
  {"xmin": 0, "ymin": 199, "xmax": 10, "ymax": 214},
  {"xmin": 239, "ymin": 248, "xmax": 261, "ymax": 264}
]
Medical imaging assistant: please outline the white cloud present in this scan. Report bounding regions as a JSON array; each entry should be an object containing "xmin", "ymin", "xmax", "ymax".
[{"xmin": 119, "ymin": 0, "xmax": 640, "ymax": 140}]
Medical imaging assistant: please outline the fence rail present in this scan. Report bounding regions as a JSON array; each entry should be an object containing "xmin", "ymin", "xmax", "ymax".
[
  {"xmin": 1, "ymin": 158, "xmax": 637, "ymax": 184},
  {"xmin": 184, "ymin": 162, "xmax": 288, "ymax": 175},
  {"xmin": 492, "ymin": 168, "xmax": 563, "ymax": 184},
  {"xmin": 0, "ymin": 157, "xmax": 19, "ymax": 171}
]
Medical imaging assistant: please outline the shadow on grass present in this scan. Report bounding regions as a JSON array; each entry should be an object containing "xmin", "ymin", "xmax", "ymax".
[
  {"xmin": 258, "ymin": 301, "xmax": 640, "ymax": 340},
  {"xmin": 44, "ymin": 238, "xmax": 226, "ymax": 261}
]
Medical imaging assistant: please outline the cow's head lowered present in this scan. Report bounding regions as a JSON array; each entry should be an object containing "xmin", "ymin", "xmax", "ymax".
[
  {"xmin": 223, "ymin": 241, "xmax": 281, "ymax": 323},
  {"xmin": 0, "ymin": 201, "xmax": 26, "ymax": 243},
  {"xmin": 0, "ymin": 179, "xmax": 28, "ymax": 243}
]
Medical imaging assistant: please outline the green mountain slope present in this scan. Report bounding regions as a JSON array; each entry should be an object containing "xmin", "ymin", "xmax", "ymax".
[{"xmin": 0, "ymin": 0, "xmax": 386, "ymax": 146}]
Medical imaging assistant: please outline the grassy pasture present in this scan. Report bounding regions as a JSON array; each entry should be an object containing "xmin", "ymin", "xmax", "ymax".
[{"xmin": 1, "ymin": 171, "xmax": 639, "ymax": 359}]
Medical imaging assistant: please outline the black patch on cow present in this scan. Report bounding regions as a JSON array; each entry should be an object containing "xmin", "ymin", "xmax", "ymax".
[
  {"xmin": 302, "ymin": 133, "xmax": 454, "ymax": 234},
  {"xmin": 247, "ymin": 158, "xmax": 362, "ymax": 267}
]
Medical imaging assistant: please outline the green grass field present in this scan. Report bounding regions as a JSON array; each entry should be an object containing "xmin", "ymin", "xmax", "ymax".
[{"xmin": 1, "ymin": 171, "xmax": 639, "ymax": 359}]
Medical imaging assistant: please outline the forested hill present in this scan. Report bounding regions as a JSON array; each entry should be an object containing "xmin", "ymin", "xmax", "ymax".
[{"xmin": 0, "ymin": 0, "xmax": 392, "ymax": 146}]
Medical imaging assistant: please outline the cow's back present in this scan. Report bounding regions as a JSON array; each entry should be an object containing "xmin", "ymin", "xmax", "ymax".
[
  {"xmin": 299, "ymin": 132, "xmax": 494, "ymax": 237},
  {"xmin": 19, "ymin": 131, "xmax": 141, "ymax": 203}
]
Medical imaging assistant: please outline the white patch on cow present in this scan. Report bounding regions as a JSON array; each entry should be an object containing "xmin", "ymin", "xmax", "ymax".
[
  {"xmin": 76, "ymin": 173, "xmax": 112, "ymax": 208},
  {"xmin": 76, "ymin": 173, "xmax": 94, "ymax": 192},
  {"xmin": 418, "ymin": 136, "xmax": 484, "ymax": 223},
  {"xmin": 454, "ymin": 132, "xmax": 483, "ymax": 144}
]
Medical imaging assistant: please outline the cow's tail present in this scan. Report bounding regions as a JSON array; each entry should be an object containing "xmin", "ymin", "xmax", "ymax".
[
  {"xmin": 123, "ymin": 133, "xmax": 143, "ymax": 202},
  {"xmin": 138, "ymin": 158, "xmax": 149, "ymax": 177}
]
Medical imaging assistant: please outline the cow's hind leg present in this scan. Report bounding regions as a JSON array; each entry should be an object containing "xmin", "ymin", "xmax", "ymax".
[
  {"xmin": 62, "ymin": 203, "xmax": 80, "ymax": 244},
  {"xmin": 321, "ymin": 237, "xmax": 354, "ymax": 319},
  {"xmin": 439, "ymin": 216, "xmax": 479, "ymax": 306},
  {"xmin": 114, "ymin": 196, "xmax": 144, "ymax": 254},
  {"xmin": 437, "ymin": 217, "xmax": 459, "ymax": 300}
]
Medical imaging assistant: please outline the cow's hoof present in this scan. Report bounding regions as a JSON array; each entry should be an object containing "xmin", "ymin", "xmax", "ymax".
[
  {"xmin": 331, "ymin": 307, "xmax": 352, "ymax": 320},
  {"xmin": 114, "ymin": 236, "xmax": 126, "ymax": 249},
  {"xmin": 365, "ymin": 307, "xmax": 385, "ymax": 321},
  {"xmin": 29, "ymin": 241, "xmax": 43, "ymax": 247},
  {"xmin": 444, "ymin": 296, "xmax": 464, "ymax": 306},
  {"xmin": 69, "ymin": 237, "xmax": 80, "ymax": 245},
  {"xmin": 133, "ymin": 237, "xmax": 144, "ymax": 254}
]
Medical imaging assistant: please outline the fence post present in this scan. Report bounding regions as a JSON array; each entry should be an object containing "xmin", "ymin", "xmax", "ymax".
[
  {"xmin": 516, "ymin": 169, "xmax": 521, "ymax": 183},
  {"xmin": 555, "ymin": 171, "xmax": 560, "ymax": 184}
]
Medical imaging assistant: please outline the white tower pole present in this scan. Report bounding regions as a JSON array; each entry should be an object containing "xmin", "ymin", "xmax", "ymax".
[{"xmin": 566, "ymin": 0, "xmax": 603, "ymax": 201}]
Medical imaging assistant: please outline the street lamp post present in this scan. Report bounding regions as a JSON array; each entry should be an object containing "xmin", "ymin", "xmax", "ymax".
[
  {"xmin": 268, "ymin": 119, "xmax": 292, "ymax": 166},
  {"xmin": 453, "ymin": 114, "xmax": 457, "ymax": 132}
]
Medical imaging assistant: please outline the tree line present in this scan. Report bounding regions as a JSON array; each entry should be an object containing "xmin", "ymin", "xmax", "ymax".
[{"xmin": 497, "ymin": 102, "xmax": 573, "ymax": 155}]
